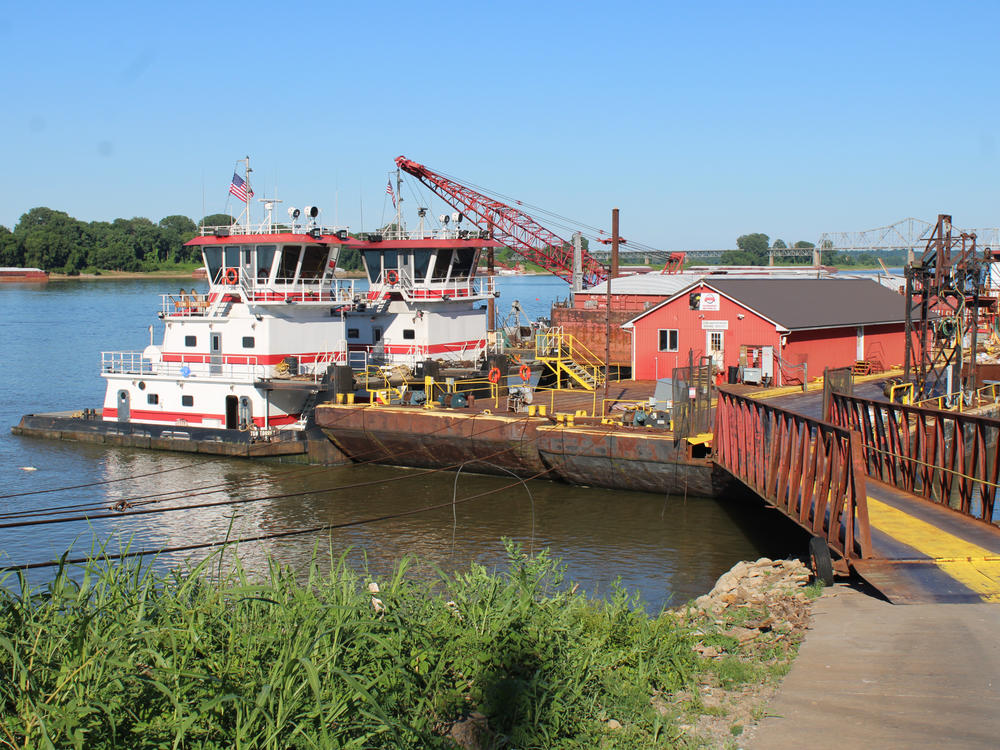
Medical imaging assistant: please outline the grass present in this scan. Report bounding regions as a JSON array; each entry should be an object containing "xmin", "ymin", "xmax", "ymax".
[{"xmin": 0, "ymin": 542, "xmax": 720, "ymax": 749}]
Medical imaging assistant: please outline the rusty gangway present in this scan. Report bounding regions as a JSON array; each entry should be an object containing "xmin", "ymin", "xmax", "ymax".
[
  {"xmin": 827, "ymin": 391, "xmax": 1000, "ymax": 524},
  {"xmin": 716, "ymin": 386, "xmax": 1000, "ymax": 602},
  {"xmin": 714, "ymin": 389, "xmax": 872, "ymax": 572}
]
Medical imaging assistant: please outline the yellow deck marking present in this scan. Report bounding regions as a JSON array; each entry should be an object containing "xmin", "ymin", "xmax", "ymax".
[{"xmin": 867, "ymin": 496, "xmax": 1000, "ymax": 602}]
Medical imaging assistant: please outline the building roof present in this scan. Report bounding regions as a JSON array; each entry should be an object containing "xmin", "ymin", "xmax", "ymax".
[
  {"xmin": 624, "ymin": 277, "xmax": 907, "ymax": 331},
  {"xmin": 582, "ymin": 273, "xmax": 704, "ymax": 296},
  {"xmin": 582, "ymin": 267, "xmax": 836, "ymax": 297}
]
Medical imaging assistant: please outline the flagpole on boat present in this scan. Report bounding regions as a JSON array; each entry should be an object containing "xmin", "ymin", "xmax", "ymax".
[
  {"xmin": 244, "ymin": 155, "xmax": 252, "ymax": 231},
  {"xmin": 395, "ymin": 166, "xmax": 403, "ymax": 238}
]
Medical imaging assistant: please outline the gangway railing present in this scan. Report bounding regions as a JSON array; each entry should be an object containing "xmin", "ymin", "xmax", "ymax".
[
  {"xmin": 828, "ymin": 391, "xmax": 1000, "ymax": 524},
  {"xmin": 714, "ymin": 388, "xmax": 872, "ymax": 563}
]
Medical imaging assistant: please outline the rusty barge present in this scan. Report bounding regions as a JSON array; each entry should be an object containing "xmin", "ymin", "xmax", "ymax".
[{"xmin": 314, "ymin": 402, "xmax": 729, "ymax": 497}]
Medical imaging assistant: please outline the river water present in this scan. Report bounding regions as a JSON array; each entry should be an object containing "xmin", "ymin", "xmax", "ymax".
[{"xmin": 0, "ymin": 276, "xmax": 798, "ymax": 609}]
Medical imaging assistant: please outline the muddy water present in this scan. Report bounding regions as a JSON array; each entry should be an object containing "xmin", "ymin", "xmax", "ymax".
[{"xmin": 0, "ymin": 278, "xmax": 801, "ymax": 609}]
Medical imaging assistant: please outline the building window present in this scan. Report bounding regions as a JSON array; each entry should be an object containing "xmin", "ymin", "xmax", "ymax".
[
  {"xmin": 185, "ymin": 335, "xmax": 197, "ymax": 347},
  {"xmin": 182, "ymin": 395, "xmax": 193, "ymax": 407},
  {"xmin": 147, "ymin": 394, "xmax": 159, "ymax": 405},
  {"xmin": 658, "ymin": 329, "xmax": 679, "ymax": 352},
  {"xmin": 403, "ymin": 329, "xmax": 415, "ymax": 340},
  {"xmin": 242, "ymin": 336, "xmax": 255, "ymax": 348},
  {"xmin": 347, "ymin": 328, "xmax": 359, "ymax": 339}
]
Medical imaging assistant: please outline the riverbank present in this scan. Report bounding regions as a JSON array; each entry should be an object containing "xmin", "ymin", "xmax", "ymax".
[{"xmin": 0, "ymin": 548, "xmax": 818, "ymax": 749}]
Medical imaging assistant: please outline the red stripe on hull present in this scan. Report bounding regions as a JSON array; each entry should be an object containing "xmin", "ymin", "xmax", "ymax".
[{"xmin": 101, "ymin": 407, "xmax": 299, "ymax": 427}]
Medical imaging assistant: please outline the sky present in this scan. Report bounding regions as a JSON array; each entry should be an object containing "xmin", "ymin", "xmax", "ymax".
[{"xmin": 1, "ymin": 0, "xmax": 997, "ymax": 250}]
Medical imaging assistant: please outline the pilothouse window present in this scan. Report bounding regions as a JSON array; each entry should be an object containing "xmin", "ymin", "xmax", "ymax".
[
  {"xmin": 277, "ymin": 245, "xmax": 301, "ymax": 283},
  {"xmin": 203, "ymin": 248, "xmax": 222, "ymax": 283},
  {"xmin": 361, "ymin": 250, "xmax": 381, "ymax": 283},
  {"xmin": 450, "ymin": 249, "xmax": 477, "ymax": 280},
  {"xmin": 431, "ymin": 249, "xmax": 454, "ymax": 281},
  {"xmin": 299, "ymin": 245, "xmax": 327, "ymax": 281},
  {"xmin": 413, "ymin": 250, "xmax": 431, "ymax": 282},
  {"xmin": 256, "ymin": 245, "xmax": 276, "ymax": 283}
]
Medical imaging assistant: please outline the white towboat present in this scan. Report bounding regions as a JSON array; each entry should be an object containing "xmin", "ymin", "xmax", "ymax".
[{"xmin": 99, "ymin": 160, "xmax": 498, "ymax": 436}]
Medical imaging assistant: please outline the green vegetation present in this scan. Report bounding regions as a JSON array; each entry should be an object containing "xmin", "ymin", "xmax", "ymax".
[
  {"xmin": 1, "ymin": 544, "xmax": 721, "ymax": 749},
  {"xmin": 718, "ymin": 232, "xmax": 907, "ymax": 268},
  {"xmin": 0, "ymin": 208, "xmax": 365, "ymax": 275}
]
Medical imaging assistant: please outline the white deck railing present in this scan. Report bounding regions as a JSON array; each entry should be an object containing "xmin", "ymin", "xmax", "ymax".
[{"xmin": 101, "ymin": 351, "xmax": 266, "ymax": 382}]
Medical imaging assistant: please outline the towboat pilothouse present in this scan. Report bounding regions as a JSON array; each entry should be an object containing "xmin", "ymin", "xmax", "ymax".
[{"xmin": 99, "ymin": 160, "xmax": 498, "ymax": 439}]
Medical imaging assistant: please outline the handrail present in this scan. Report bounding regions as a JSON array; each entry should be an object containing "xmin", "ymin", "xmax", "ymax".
[
  {"xmin": 827, "ymin": 390, "xmax": 1000, "ymax": 523},
  {"xmin": 100, "ymin": 351, "xmax": 266, "ymax": 382},
  {"xmin": 715, "ymin": 388, "xmax": 872, "ymax": 561},
  {"xmin": 911, "ymin": 382, "xmax": 1000, "ymax": 412}
]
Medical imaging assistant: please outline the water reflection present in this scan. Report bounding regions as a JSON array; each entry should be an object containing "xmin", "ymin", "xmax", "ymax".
[{"xmin": 2, "ymin": 446, "xmax": 802, "ymax": 609}]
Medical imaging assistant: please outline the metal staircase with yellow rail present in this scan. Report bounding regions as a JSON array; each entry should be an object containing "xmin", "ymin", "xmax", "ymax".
[{"xmin": 534, "ymin": 327, "xmax": 606, "ymax": 390}]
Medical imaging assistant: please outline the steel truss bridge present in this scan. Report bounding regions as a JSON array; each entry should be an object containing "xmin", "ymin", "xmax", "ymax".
[{"xmin": 589, "ymin": 218, "xmax": 1000, "ymax": 264}]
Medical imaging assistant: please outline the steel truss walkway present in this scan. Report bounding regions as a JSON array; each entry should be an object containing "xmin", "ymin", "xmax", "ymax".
[{"xmin": 714, "ymin": 388, "xmax": 1000, "ymax": 603}]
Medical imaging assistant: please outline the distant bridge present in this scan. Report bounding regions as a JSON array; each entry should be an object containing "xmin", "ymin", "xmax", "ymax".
[{"xmin": 588, "ymin": 218, "xmax": 1000, "ymax": 264}]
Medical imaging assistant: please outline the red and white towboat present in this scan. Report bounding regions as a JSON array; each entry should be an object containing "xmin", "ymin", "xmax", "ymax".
[{"xmin": 100, "ymin": 163, "xmax": 498, "ymax": 435}]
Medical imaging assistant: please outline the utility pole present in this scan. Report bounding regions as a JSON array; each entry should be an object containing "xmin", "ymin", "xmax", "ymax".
[
  {"xmin": 604, "ymin": 208, "xmax": 619, "ymax": 408},
  {"xmin": 572, "ymin": 231, "xmax": 583, "ymax": 298}
]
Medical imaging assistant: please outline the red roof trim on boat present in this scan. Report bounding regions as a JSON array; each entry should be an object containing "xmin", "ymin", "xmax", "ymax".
[{"xmin": 185, "ymin": 233, "xmax": 364, "ymax": 247}]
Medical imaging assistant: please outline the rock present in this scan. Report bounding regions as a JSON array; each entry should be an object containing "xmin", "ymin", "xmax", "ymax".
[
  {"xmin": 607, "ymin": 719, "xmax": 622, "ymax": 730},
  {"xmin": 723, "ymin": 626, "xmax": 760, "ymax": 644},
  {"xmin": 367, "ymin": 582, "xmax": 380, "ymax": 594},
  {"xmin": 449, "ymin": 712, "xmax": 489, "ymax": 750}
]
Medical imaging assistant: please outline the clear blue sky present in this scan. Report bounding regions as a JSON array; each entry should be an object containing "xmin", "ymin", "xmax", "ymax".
[{"xmin": 1, "ymin": 0, "xmax": 997, "ymax": 249}]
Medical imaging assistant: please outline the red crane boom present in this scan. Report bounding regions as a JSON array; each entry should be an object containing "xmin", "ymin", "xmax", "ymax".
[{"xmin": 395, "ymin": 156, "xmax": 608, "ymax": 288}]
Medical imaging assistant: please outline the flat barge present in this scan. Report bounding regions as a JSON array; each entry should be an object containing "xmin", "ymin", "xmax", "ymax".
[
  {"xmin": 13, "ymin": 411, "xmax": 346, "ymax": 464},
  {"xmin": 315, "ymin": 402, "xmax": 730, "ymax": 497}
]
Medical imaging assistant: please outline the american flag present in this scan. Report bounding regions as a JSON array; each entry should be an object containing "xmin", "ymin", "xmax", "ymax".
[
  {"xmin": 386, "ymin": 179, "xmax": 396, "ymax": 208},
  {"xmin": 229, "ymin": 173, "xmax": 252, "ymax": 203}
]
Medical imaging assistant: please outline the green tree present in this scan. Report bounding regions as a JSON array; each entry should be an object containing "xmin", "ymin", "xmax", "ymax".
[
  {"xmin": 723, "ymin": 233, "xmax": 770, "ymax": 266},
  {"xmin": 819, "ymin": 239, "xmax": 836, "ymax": 265},
  {"xmin": 0, "ymin": 225, "xmax": 23, "ymax": 267},
  {"xmin": 158, "ymin": 215, "xmax": 198, "ymax": 263},
  {"xmin": 14, "ymin": 208, "xmax": 85, "ymax": 272},
  {"xmin": 772, "ymin": 239, "xmax": 787, "ymax": 249},
  {"xmin": 200, "ymin": 213, "xmax": 234, "ymax": 228}
]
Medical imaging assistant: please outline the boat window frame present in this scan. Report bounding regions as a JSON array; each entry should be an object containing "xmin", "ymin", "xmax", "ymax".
[
  {"xmin": 299, "ymin": 244, "xmax": 328, "ymax": 282},
  {"xmin": 255, "ymin": 244, "xmax": 277, "ymax": 285},
  {"xmin": 276, "ymin": 245, "xmax": 303, "ymax": 285},
  {"xmin": 203, "ymin": 247, "xmax": 223, "ymax": 285}
]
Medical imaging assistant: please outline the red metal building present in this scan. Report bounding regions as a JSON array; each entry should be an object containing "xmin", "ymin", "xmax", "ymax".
[{"xmin": 622, "ymin": 278, "xmax": 908, "ymax": 384}]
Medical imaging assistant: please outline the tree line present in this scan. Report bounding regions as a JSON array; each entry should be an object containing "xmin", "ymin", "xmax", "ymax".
[
  {"xmin": 721, "ymin": 233, "xmax": 907, "ymax": 267},
  {"xmin": 0, "ymin": 208, "xmax": 364, "ymax": 274}
]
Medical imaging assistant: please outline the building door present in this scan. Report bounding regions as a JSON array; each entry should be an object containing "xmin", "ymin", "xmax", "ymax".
[
  {"xmin": 856, "ymin": 326, "xmax": 865, "ymax": 361},
  {"xmin": 706, "ymin": 331, "xmax": 724, "ymax": 370},
  {"xmin": 117, "ymin": 390, "xmax": 130, "ymax": 422},
  {"xmin": 225, "ymin": 395, "xmax": 239, "ymax": 429},
  {"xmin": 210, "ymin": 333, "xmax": 222, "ymax": 375}
]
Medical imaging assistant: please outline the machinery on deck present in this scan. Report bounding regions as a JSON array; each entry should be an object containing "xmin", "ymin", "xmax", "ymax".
[
  {"xmin": 903, "ymin": 214, "xmax": 997, "ymax": 397},
  {"xmin": 395, "ymin": 156, "xmax": 609, "ymax": 288}
]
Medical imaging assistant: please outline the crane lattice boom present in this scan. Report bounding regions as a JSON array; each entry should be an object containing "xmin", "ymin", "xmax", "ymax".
[{"xmin": 395, "ymin": 156, "xmax": 608, "ymax": 287}]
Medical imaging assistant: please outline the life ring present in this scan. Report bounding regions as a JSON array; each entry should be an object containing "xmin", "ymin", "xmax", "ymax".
[
  {"xmin": 385, "ymin": 269, "xmax": 398, "ymax": 285},
  {"xmin": 487, "ymin": 367, "xmax": 501, "ymax": 384},
  {"xmin": 519, "ymin": 364, "xmax": 531, "ymax": 382},
  {"xmin": 224, "ymin": 268, "xmax": 239, "ymax": 285}
]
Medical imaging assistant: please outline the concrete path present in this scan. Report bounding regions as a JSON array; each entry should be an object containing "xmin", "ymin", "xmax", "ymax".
[{"xmin": 748, "ymin": 584, "xmax": 1000, "ymax": 750}]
